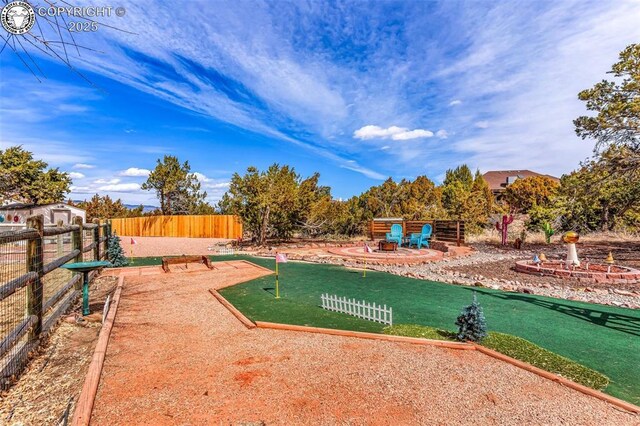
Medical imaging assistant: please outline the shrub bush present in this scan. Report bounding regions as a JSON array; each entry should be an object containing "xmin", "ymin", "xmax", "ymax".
[{"xmin": 455, "ymin": 292, "xmax": 488, "ymax": 342}]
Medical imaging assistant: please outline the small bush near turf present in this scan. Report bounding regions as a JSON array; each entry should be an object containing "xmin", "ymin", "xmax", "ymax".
[
  {"xmin": 383, "ymin": 324, "xmax": 609, "ymax": 391},
  {"xmin": 455, "ymin": 292, "xmax": 488, "ymax": 342}
]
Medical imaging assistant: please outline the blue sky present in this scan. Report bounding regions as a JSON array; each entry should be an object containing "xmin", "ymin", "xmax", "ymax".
[{"xmin": 1, "ymin": 0, "xmax": 640, "ymax": 205}]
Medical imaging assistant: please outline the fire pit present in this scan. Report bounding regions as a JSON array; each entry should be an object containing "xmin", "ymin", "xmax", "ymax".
[{"xmin": 378, "ymin": 241, "xmax": 398, "ymax": 252}]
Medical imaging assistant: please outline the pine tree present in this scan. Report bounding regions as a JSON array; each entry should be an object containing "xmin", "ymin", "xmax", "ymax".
[
  {"xmin": 107, "ymin": 232, "xmax": 128, "ymax": 267},
  {"xmin": 455, "ymin": 292, "xmax": 488, "ymax": 342}
]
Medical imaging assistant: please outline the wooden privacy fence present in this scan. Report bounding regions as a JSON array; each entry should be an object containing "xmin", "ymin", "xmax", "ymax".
[
  {"xmin": 0, "ymin": 215, "xmax": 110, "ymax": 389},
  {"xmin": 109, "ymin": 215, "xmax": 242, "ymax": 239},
  {"xmin": 321, "ymin": 293, "xmax": 393, "ymax": 326},
  {"xmin": 369, "ymin": 219, "xmax": 465, "ymax": 245}
]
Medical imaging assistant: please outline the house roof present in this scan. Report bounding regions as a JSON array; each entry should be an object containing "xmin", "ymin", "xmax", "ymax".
[
  {"xmin": 482, "ymin": 170, "xmax": 559, "ymax": 191},
  {"xmin": 0, "ymin": 202, "xmax": 85, "ymax": 211}
]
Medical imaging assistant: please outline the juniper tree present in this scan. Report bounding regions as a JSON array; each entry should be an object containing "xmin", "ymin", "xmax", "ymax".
[
  {"xmin": 455, "ymin": 292, "xmax": 488, "ymax": 342},
  {"xmin": 107, "ymin": 232, "xmax": 128, "ymax": 267}
]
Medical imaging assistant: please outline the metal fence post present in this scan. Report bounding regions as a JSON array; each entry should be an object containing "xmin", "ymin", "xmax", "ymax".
[
  {"xmin": 92, "ymin": 219, "xmax": 100, "ymax": 261},
  {"xmin": 26, "ymin": 215, "xmax": 44, "ymax": 340}
]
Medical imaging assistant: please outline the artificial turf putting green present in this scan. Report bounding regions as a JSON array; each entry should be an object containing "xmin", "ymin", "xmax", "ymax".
[{"xmin": 127, "ymin": 255, "xmax": 640, "ymax": 404}]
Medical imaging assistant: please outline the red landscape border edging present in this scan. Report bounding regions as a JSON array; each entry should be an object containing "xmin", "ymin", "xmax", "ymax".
[
  {"xmin": 71, "ymin": 274, "xmax": 125, "ymax": 426},
  {"xmin": 209, "ymin": 289, "xmax": 256, "ymax": 329}
]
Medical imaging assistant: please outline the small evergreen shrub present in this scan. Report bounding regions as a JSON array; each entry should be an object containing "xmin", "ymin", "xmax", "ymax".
[
  {"xmin": 455, "ymin": 292, "xmax": 487, "ymax": 342},
  {"xmin": 107, "ymin": 232, "xmax": 128, "ymax": 267}
]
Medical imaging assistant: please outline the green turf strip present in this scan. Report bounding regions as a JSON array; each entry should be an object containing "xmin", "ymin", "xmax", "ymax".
[
  {"xmin": 127, "ymin": 255, "xmax": 640, "ymax": 404},
  {"xmin": 383, "ymin": 324, "xmax": 609, "ymax": 390}
]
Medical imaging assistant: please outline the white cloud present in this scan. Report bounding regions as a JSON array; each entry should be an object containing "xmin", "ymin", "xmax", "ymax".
[
  {"xmin": 436, "ymin": 129, "xmax": 449, "ymax": 139},
  {"xmin": 475, "ymin": 121, "xmax": 489, "ymax": 129},
  {"xmin": 353, "ymin": 125, "xmax": 404, "ymax": 140},
  {"xmin": 392, "ymin": 129, "xmax": 434, "ymax": 140},
  {"xmin": 73, "ymin": 163, "xmax": 95, "ymax": 169},
  {"xmin": 94, "ymin": 178, "xmax": 121, "ymax": 185},
  {"xmin": 119, "ymin": 168, "xmax": 151, "ymax": 177},
  {"xmin": 353, "ymin": 125, "xmax": 434, "ymax": 141},
  {"xmin": 68, "ymin": 172, "xmax": 85, "ymax": 179},
  {"xmin": 449, "ymin": 100, "xmax": 462, "ymax": 106},
  {"xmin": 193, "ymin": 172, "xmax": 210, "ymax": 182},
  {"xmin": 98, "ymin": 183, "xmax": 142, "ymax": 192}
]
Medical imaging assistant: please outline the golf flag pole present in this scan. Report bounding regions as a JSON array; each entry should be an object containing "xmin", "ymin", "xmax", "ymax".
[
  {"xmin": 130, "ymin": 238, "xmax": 137, "ymax": 263},
  {"xmin": 275, "ymin": 252, "xmax": 287, "ymax": 298},
  {"xmin": 363, "ymin": 243, "xmax": 373, "ymax": 278}
]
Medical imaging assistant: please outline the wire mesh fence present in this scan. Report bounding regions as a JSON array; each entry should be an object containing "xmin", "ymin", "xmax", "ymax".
[
  {"xmin": 0, "ymin": 216, "xmax": 111, "ymax": 389},
  {"xmin": 0, "ymin": 233, "xmax": 34, "ymax": 385}
]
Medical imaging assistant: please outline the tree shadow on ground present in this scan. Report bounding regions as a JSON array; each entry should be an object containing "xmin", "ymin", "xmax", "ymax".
[{"xmin": 467, "ymin": 288, "xmax": 640, "ymax": 337}]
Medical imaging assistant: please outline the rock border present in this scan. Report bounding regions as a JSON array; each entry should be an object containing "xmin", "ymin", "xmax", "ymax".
[{"xmin": 515, "ymin": 260, "xmax": 640, "ymax": 284}]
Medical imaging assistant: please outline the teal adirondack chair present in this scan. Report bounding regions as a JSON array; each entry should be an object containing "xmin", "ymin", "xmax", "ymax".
[
  {"xmin": 408, "ymin": 224, "xmax": 432, "ymax": 249},
  {"xmin": 385, "ymin": 223, "xmax": 403, "ymax": 246}
]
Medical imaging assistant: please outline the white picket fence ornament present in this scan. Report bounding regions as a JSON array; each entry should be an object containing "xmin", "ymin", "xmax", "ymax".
[
  {"xmin": 321, "ymin": 293, "xmax": 392, "ymax": 326},
  {"xmin": 211, "ymin": 247, "xmax": 235, "ymax": 255}
]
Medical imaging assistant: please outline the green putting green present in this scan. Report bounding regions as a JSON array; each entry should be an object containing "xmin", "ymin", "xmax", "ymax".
[{"xmin": 213, "ymin": 256, "xmax": 640, "ymax": 405}]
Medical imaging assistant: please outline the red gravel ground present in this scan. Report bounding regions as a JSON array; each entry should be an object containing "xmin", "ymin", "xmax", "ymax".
[
  {"xmin": 90, "ymin": 262, "xmax": 638, "ymax": 425},
  {"xmin": 121, "ymin": 236, "xmax": 232, "ymax": 257}
]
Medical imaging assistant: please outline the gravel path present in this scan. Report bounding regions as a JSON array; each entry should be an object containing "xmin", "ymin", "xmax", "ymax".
[{"xmin": 90, "ymin": 263, "xmax": 638, "ymax": 425}]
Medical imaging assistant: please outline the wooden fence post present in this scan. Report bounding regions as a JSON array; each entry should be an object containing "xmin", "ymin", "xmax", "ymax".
[
  {"xmin": 56, "ymin": 219, "xmax": 64, "ymax": 258},
  {"xmin": 26, "ymin": 215, "xmax": 44, "ymax": 340},
  {"xmin": 92, "ymin": 219, "xmax": 100, "ymax": 261},
  {"xmin": 72, "ymin": 216, "xmax": 84, "ymax": 290}
]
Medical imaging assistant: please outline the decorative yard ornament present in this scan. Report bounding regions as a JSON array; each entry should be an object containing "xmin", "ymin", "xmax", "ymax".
[
  {"xmin": 495, "ymin": 214, "xmax": 514, "ymax": 246},
  {"xmin": 562, "ymin": 231, "xmax": 580, "ymax": 267},
  {"xmin": 533, "ymin": 254, "xmax": 541, "ymax": 265},
  {"xmin": 605, "ymin": 252, "xmax": 615, "ymax": 264},
  {"xmin": 539, "ymin": 253, "xmax": 547, "ymax": 262},
  {"xmin": 605, "ymin": 251, "xmax": 615, "ymax": 273},
  {"xmin": 542, "ymin": 222, "xmax": 555, "ymax": 244}
]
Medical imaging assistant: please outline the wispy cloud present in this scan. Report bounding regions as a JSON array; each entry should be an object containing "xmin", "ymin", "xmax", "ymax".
[
  {"xmin": 68, "ymin": 172, "xmax": 85, "ymax": 179},
  {"xmin": 98, "ymin": 183, "xmax": 142, "ymax": 192},
  {"xmin": 73, "ymin": 163, "xmax": 95, "ymax": 169},
  {"xmin": 353, "ymin": 125, "xmax": 434, "ymax": 141},
  {"xmin": 94, "ymin": 178, "xmax": 121, "ymax": 185}
]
